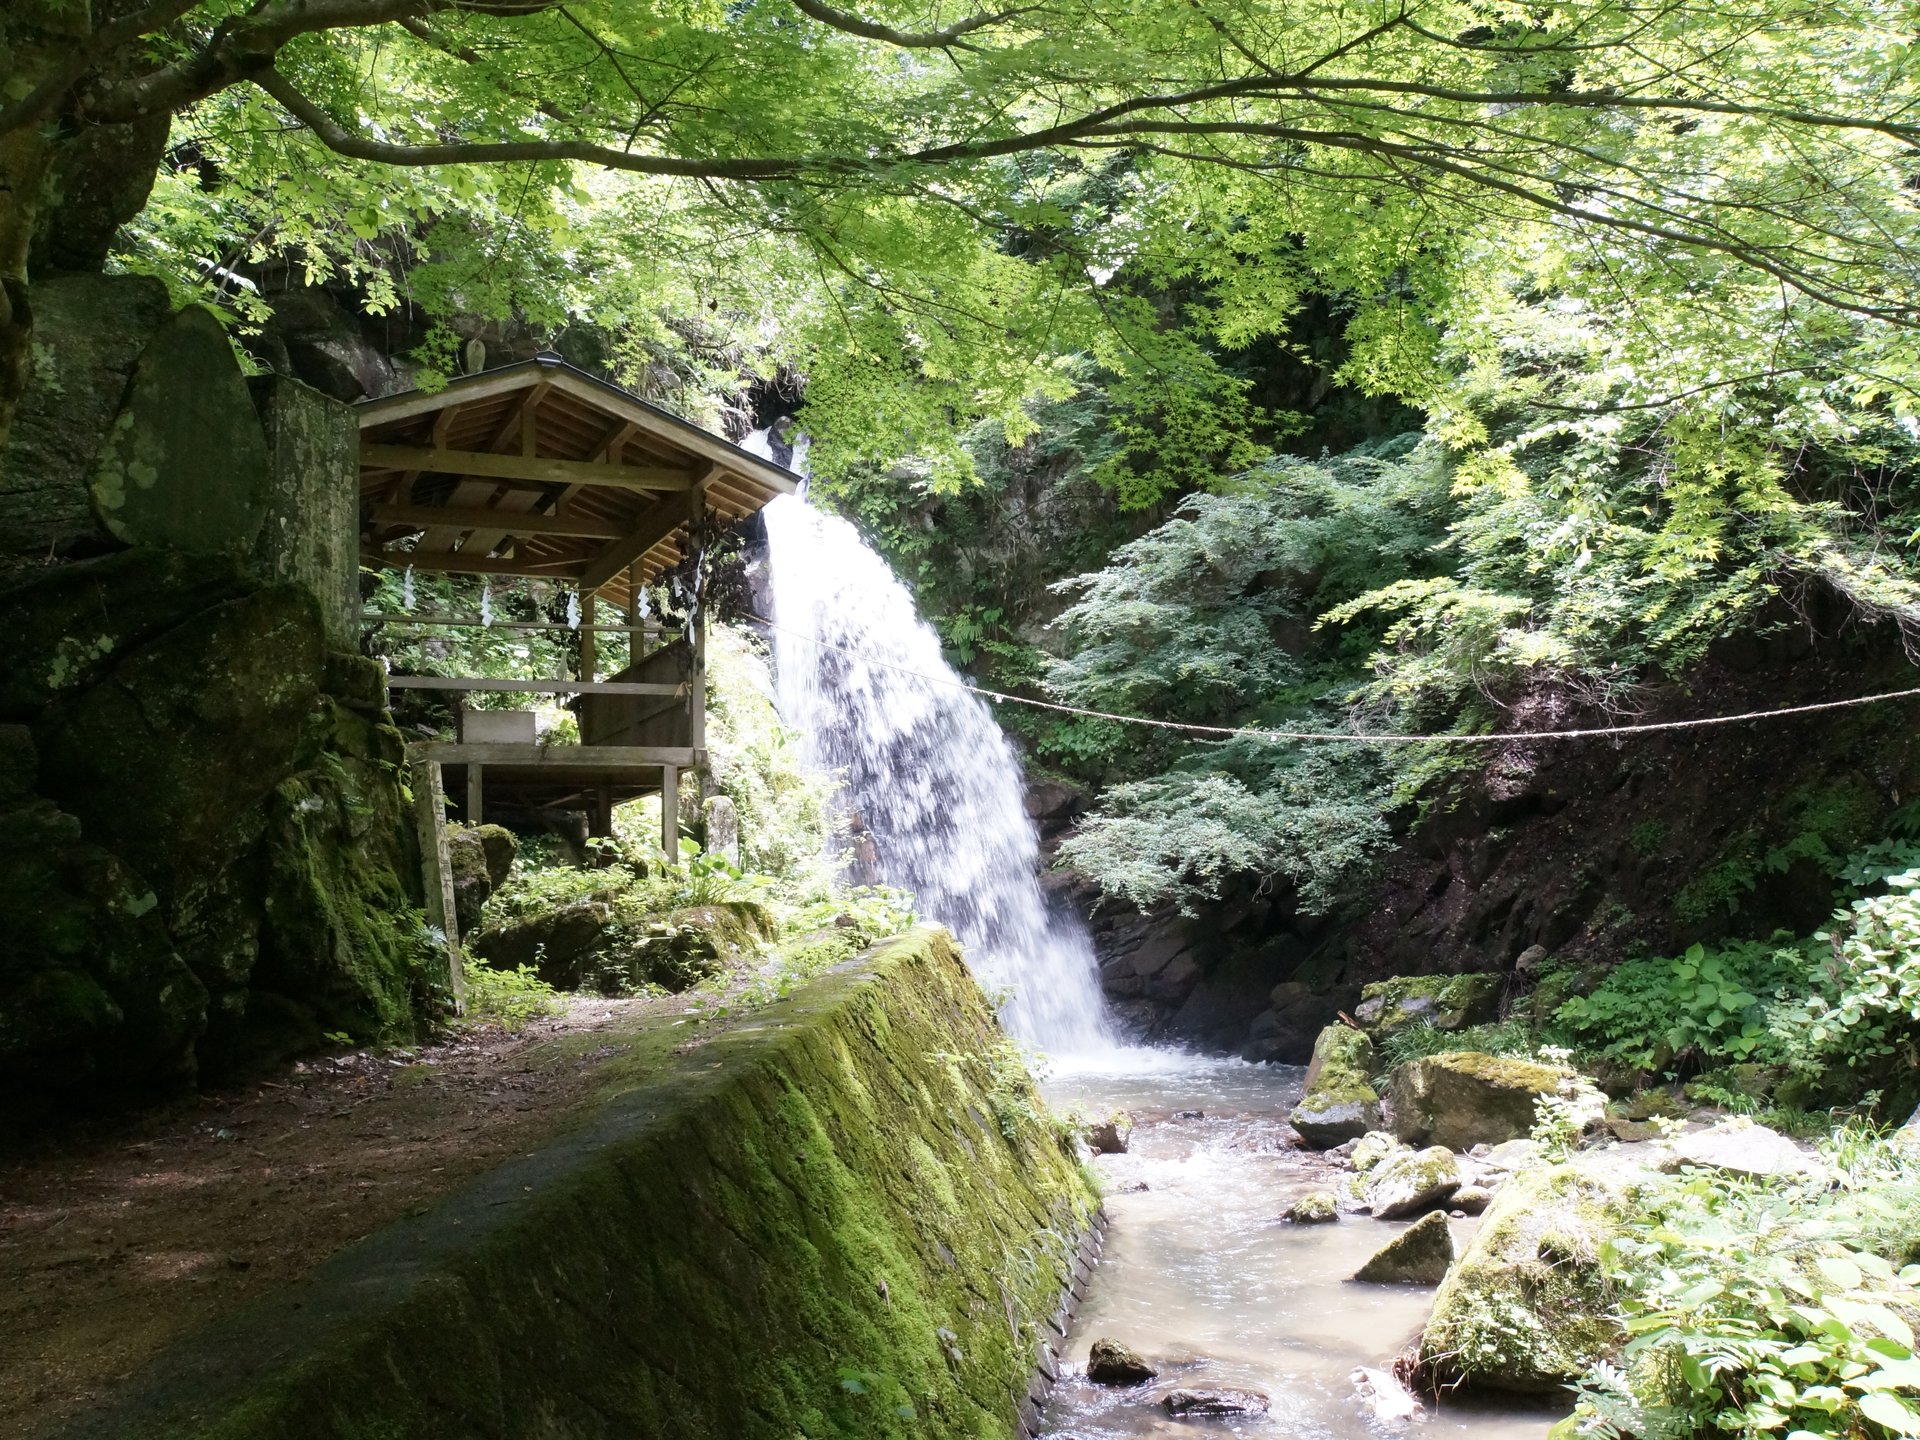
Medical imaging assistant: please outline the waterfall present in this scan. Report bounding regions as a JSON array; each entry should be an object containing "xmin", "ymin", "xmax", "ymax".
[{"xmin": 758, "ymin": 491, "xmax": 1114, "ymax": 1058}]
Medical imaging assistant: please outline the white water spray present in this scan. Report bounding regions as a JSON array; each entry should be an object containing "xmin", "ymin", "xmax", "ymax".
[{"xmin": 758, "ymin": 485, "xmax": 1113, "ymax": 1057}]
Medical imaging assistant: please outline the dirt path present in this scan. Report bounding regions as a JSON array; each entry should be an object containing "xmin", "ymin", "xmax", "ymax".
[{"xmin": 0, "ymin": 995, "xmax": 687, "ymax": 1439}]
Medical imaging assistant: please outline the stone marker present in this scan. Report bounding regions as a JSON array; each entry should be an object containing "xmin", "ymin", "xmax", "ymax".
[
  {"xmin": 1086, "ymin": 1337, "xmax": 1157, "ymax": 1386},
  {"xmin": 1355, "ymin": 1211, "xmax": 1454, "ymax": 1284},
  {"xmin": 703, "ymin": 793, "xmax": 740, "ymax": 867},
  {"xmin": 88, "ymin": 304, "xmax": 272, "ymax": 554}
]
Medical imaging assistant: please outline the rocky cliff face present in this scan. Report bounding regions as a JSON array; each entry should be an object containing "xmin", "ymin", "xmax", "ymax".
[
  {"xmin": 1044, "ymin": 621, "xmax": 1920, "ymax": 1064},
  {"xmin": 0, "ymin": 278, "xmax": 432, "ymax": 1118}
]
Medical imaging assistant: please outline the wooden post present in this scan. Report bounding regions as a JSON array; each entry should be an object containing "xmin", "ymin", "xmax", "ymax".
[
  {"xmin": 579, "ymin": 588, "xmax": 596, "ymax": 682},
  {"xmin": 660, "ymin": 764, "xmax": 679, "ymax": 856},
  {"xmin": 591, "ymin": 781, "xmax": 614, "ymax": 839},
  {"xmin": 409, "ymin": 757, "xmax": 466, "ymax": 1011},
  {"xmin": 466, "ymin": 761, "xmax": 483, "ymax": 825},
  {"xmin": 688, "ymin": 477, "xmax": 707, "ymax": 769},
  {"xmin": 629, "ymin": 562, "xmax": 644, "ymax": 666}
]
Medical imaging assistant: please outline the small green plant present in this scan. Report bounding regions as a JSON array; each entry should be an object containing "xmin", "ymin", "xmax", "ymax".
[
  {"xmin": 463, "ymin": 963, "xmax": 563, "ymax": 1032},
  {"xmin": 1376, "ymin": 1017, "xmax": 1540, "ymax": 1069}
]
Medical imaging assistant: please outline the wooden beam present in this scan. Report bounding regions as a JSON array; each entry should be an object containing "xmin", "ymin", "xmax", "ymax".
[
  {"xmin": 357, "ymin": 367, "xmax": 539, "ymax": 428},
  {"xmin": 412, "ymin": 742, "xmax": 699, "ymax": 767},
  {"xmin": 361, "ymin": 443, "xmax": 694, "ymax": 492},
  {"xmin": 385, "ymin": 676, "xmax": 683, "ymax": 696},
  {"xmin": 367, "ymin": 503, "xmax": 627, "ymax": 540},
  {"xmin": 578, "ymin": 492, "xmax": 692, "ymax": 594},
  {"xmin": 361, "ymin": 550, "xmax": 586, "ymax": 579}
]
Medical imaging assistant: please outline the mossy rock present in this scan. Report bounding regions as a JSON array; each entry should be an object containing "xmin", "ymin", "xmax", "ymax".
[
  {"xmin": 473, "ymin": 900, "xmax": 616, "ymax": 988},
  {"xmin": 1355, "ymin": 1211, "xmax": 1454, "ymax": 1285},
  {"xmin": 1290, "ymin": 1023, "xmax": 1383, "ymax": 1148},
  {"xmin": 446, "ymin": 823, "xmax": 516, "ymax": 937},
  {"xmin": 1355, "ymin": 973, "xmax": 1504, "ymax": 1037},
  {"xmin": 1385, "ymin": 1051, "xmax": 1570, "ymax": 1150},
  {"xmin": 1365, "ymin": 1145, "xmax": 1462, "ymax": 1219},
  {"xmin": 1419, "ymin": 1162, "xmax": 1636, "ymax": 1392},
  {"xmin": 1285, "ymin": 1190, "xmax": 1338, "ymax": 1224}
]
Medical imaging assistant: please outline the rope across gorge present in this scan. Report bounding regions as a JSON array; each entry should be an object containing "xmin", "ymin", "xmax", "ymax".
[{"xmin": 748, "ymin": 614, "xmax": 1920, "ymax": 748}]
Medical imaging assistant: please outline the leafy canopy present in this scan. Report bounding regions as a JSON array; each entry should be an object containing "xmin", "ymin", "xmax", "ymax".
[{"xmin": 12, "ymin": 0, "xmax": 1920, "ymax": 479}]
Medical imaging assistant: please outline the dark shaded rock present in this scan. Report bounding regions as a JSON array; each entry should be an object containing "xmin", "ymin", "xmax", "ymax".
[
  {"xmin": 0, "ymin": 272, "xmax": 171, "ymax": 563},
  {"xmin": 1083, "ymin": 1113, "xmax": 1133, "ymax": 1155},
  {"xmin": 474, "ymin": 900, "xmax": 616, "ymax": 988},
  {"xmin": 1451, "ymin": 1184, "xmax": 1495, "ymax": 1215},
  {"xmin": 1163, "ymin": 1388, "xmax": 1270, "ymax": 1417},
  {"xmin": 87, "ymin": 305, "xmax": 273, "ymax": 555},
  {"xmin": 1086, "ymin": 1337, "xmax": 1156, "ymax": 1386},
  {"xmin": 1385, "ymin": 1052, "xmax": 1570, "ymax": 1150},
  {"xmin": 1289, "ymin": 1024, "xmax": 1382, "ymax": 1147},
  {"xmin": 1355, "ymin": 1211, "xmax": 1454, "ymax": 1284},
  {"xmin": 447, "ymin": 823, "xmax": 517, "ymax": 937},
  {"xmin": 1241, "ymin": 981, "xmax": 1357, "ymax": 1064}
]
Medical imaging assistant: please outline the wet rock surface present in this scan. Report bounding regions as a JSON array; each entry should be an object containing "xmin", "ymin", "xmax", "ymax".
[
  {"xmin": 1162, "ymin": 1386, "xmax": 1271, "ymax": 1417},
  {"xmin": 1086, "ymin": 1337, "xmax": 1158, "ymax": 1386}
]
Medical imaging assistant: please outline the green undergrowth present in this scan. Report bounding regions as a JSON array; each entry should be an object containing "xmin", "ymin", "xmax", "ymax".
[{"xmin": 1563, "ymin": 1129, "xmax": 1920, "ymax": 1440}]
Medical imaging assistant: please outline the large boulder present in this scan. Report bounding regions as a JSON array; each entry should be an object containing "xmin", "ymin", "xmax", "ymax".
[
  {"xmin": 473, "ymin": 900, "xmax": 616, "ymax": 988},
  {"xmin": 447, "ymin": 822, "xmax": 517, "ymax": 936},
  {"xmin": 1663, "ymin": 1118, "xmax": 1820, "ymax": 1179},
  {"xmin": 1289, "ymin": 1024, "xmax": 1383, "ymax": 1147},
  {"xmin": 1385, "ymin": 1051, "xmax": 1570, "ymax": 1150},
  {"xmin": 474, "ymin": 898, "xmax": 776, "ymax": 993},
  {"xmin": 1355, "ymin": 1211, "xmax": 1454, "ymax": 1284},
  {"xmin": 1419, "ymin": 1162, "xmax": 1636, "ymax": 1392},
  {"xmin": 1355, "ymin": 973, "xmax": 1504, "ymax": 1038},
  {"xmin": 1365, "ymin": 1145, "xmax": 1462, "ymax": 1219}
]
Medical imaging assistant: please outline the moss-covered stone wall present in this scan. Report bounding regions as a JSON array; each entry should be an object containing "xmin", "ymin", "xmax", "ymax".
[{"xmin": 40, "ymin": 929, "xmax": 1100, "ymax": 1440}]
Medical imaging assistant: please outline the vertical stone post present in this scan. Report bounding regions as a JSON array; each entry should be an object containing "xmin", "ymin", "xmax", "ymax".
[
  {"xmin": 410, "ymin": 757, "xmax": 466, "ymax": 1010},
  {"xmin": 704, "ymin": 793, "xmax": 740, "ymax": 868}
]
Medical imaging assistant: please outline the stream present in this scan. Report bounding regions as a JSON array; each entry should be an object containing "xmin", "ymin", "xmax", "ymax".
[
  {"xmin": 760, "ymin": 486, "xmax": 1565, "ymax": 1440},
  {"xmin": 1040, "ymin": 1056, "xmax": 1560, "ymax": 1439}
]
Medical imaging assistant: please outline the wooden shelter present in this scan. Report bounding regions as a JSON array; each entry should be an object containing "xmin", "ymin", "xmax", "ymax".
[{"xmin": 356, "ymin": 353, "xmax": 799, "ymax": 850}]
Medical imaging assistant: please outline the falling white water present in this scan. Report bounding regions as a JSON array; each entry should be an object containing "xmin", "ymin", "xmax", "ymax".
[{"xmin": 757, "ymin": 487, "xmax": 1113, "ymax": 1057}]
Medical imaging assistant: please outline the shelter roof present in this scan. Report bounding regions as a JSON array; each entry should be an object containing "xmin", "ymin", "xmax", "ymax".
[{"xmin": 356, "ymin": 354, "xmax": 798, "ymax": 608}]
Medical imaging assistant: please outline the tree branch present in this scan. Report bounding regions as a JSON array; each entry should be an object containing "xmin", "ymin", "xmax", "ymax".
[
  {"xmin": 0, "ymin": 0, "xmax": 202, "ymax": 136},
  {"xmin": 787, "ymin": 0, "xmax": 1039, "ymax": 50}
]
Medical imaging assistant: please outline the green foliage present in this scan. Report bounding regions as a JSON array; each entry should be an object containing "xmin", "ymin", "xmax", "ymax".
[
  {"xmin": 1048, "ymin": 437, "xmax": 1448, "ymax": 909},
  {"xmin": 1768, "ymin": 873, "xmax": 1920, "ymax": 1101},
  {"xmin": 462, "ymin": 963, "xmax": 563, "ymax": 1033},
  {"xmin": 701, "ymin": 624, "xmax": 842, "ymax": 903},
  {"xmin": 1569, "ymin": 1135, "xmax": 1920, "ymax": 1439},
  {"xmin": 1555, "ymin": 942, "xmax": 1810, "ymax": 1073}
]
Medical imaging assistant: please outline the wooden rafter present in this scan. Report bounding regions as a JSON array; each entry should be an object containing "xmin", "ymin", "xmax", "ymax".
[
  {"xmin": 366, "ymin": 503, "xmax": 628, "ymax": 540},
  {"xmin": 360, "ymin": 444, "xmax": 695, "ymax": 493}
]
